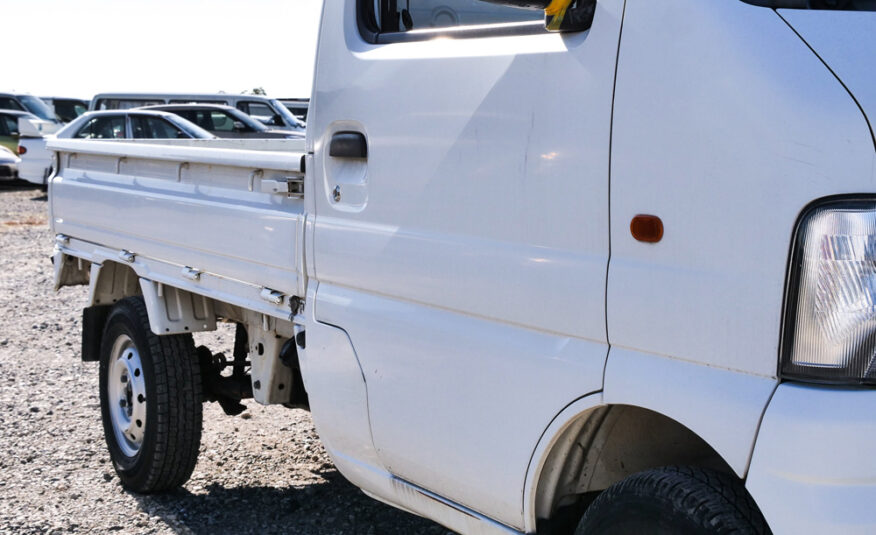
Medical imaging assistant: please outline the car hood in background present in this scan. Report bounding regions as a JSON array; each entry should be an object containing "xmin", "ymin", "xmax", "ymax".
[{"xmin": 780, "ymin": 9, "xmax": 876, "ymax": 145}]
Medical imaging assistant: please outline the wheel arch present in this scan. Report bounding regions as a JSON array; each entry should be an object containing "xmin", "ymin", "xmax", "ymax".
[
  {"xmin": 524, "ymin": 349, "xmax": 778, "ymax": 532},
  {"xmin": 86, "ymin": 260, "xmax": 216, "ymax": 338},
  {"xmin": 524, "ymin": 398, "xmax": 735, "ymax": 532},
  {"xmin": 88, "ymin": 260, "xmax": 142, "ymax": 307}
]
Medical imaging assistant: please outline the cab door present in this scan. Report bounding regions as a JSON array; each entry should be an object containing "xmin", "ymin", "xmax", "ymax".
[{"xmin": 308, "ymin": 0, "xmax": 625, "ymax": 528}]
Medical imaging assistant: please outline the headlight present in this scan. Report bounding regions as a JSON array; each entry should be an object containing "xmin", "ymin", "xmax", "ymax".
[{"xmin": 784, "ymin": 199, "xmax": 876, "ymax": 384}]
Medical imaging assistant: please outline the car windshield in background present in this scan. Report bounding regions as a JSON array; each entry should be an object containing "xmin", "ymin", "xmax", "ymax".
[
  {"xmin": 53, "ymin": 100, "xmax": 88, "ymax": 123},
  {"xmin": 164, "ymin": 117, "xmax": 215, "ymax": 139},
  {"xmin": 269, "ymin": 99, "xmax": 305, "ymax": 129},
  {"xmin": 743, "ymin": 0, "xmax": 876, "ymax": 9},
  {"xmin": 0, "ymin": 98, "xmax": 25, "ymax": 112},
  {"xmin": 155, "ymin": 107, "xmax": 269, "ymax": 133},
  {"xmin": 131, "ymin": 116, "xmax": 187, "ymax": 139},
  {"xmin": 18, "ymin": 95, "xmax": 58, "ymax": 121},
  {"xmin": 213, "ymin": 109, "xmax": 267, "ymax": 132}
]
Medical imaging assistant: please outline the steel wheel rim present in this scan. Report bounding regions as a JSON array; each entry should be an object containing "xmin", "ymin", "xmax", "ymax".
[{"xmin": 107, "ymin": 334, "xmax": 147, "ymax": 457}]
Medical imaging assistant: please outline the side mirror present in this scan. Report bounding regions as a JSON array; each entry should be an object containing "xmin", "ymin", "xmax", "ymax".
[
  {"xmin": 478, "ymin": 0, "xmax": 596, "ymax": 32},
  {"xmin": 232, "ymin": 121, "xmax": 247, "ymax": 131}
]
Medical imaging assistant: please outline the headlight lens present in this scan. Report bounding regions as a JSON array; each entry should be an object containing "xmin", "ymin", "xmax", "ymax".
[{"xmin": 784, "ymin": 200, "xmax": 876, "ymax": 383}]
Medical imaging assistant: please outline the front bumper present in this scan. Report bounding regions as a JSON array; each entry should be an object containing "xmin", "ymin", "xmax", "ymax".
[{"xmin": 747, "ymin": 383, "xmax": 876, "ymax": 534}]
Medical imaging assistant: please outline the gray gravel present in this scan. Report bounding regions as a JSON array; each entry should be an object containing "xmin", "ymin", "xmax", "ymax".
[{"xmin": 0, "ymin": 183, "xmax": 451, "ymax": 534}]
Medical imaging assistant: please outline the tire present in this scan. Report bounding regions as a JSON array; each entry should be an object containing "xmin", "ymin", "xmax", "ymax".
[
  {"xmin": 99, "ymin": 296, "xmax": 203, "ymax": 492},
  {"xmin": 575, "ymin": 466, "xmax": 770, "ymax": 535}
]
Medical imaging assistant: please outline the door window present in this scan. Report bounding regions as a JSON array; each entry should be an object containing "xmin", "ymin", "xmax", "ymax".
[
  {"xmin": 169, "ymin": 99, "xmax": 227, "ymax": 105},
  {"xmin": 74, "ymin": 116, "xmax": 127, "ymax": 139},
  {"xmin": 365, "ymin": 0, "xmax": 542, "ymax": 38},
  {"xmin": 130, "ymin": 116, "xmax": 186, "ymax": 139},
  {"xmin": 237, "ymin": 101, "xmax": 277, "ymax": 123},
  {"xmin": 96, "ymin": 99, "xmax": 164, "ymax": 110},
  {"xmin": 0, "ymin": 116, "xmax": 18, "ymax": 136}
]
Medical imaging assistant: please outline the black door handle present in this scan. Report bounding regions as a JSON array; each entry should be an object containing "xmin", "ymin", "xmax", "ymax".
[{"xmin": 329, "ymin": 131, "xmax": 368, "ymax": 159}]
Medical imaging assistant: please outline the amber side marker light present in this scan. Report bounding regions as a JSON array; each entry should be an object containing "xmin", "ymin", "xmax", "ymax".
[{"xmin": 631, "ymin": 214, "xmax": 663, "ymax": 243}]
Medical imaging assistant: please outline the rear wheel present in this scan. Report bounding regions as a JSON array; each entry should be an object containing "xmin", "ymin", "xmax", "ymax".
[
  {"xmin": 99, "ymin": 297, "xmax": 203, "ymax": 492},
  {"xmin": 575, "ymin": 466, "xmax": 770, "ymax": 535}
]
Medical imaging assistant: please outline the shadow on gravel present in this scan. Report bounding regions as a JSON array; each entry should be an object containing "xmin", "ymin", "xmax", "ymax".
[
  {"xmin": 0, "ymin": 180, "xmax": 41, "ymax": 191},
  {"xmin": 134, "ymin": 469, "xmax": 451, "ymax": 535}
]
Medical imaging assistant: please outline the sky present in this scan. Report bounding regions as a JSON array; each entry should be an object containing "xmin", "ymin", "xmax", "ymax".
[{"xmin": 4, "ymin": 0, "xmax": 323, "ymax": 101}]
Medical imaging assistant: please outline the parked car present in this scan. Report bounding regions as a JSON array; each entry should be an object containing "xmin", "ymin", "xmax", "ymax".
[
  {"xmin": 90, "ymin": 93, "xmax": 306, "ymax": 132},
  {"xmin": 0, "ymin": 110, "xmax": 38, "ymax": 153},
  {"xmin": 44, "ymin": 0, "xmax": 876, "ymax": 534},
  {"xmin": 0, "ymin": 146, "xmax": 19, "ymax": 180},
  {"xmin": 141, "ymin": 104, "xmax": 303, "ymax": 139},
  {"xmin": 0, "ymin": 92, "xmax": 63, "ymax": 124},
  {"xmin": 17, "ymin": 110, "xmax": 213, "ymax": 185},
  {"xmin": 279, "ymin": 98, "xmax": 309, "ymax": 122},
  {"xmin": 0, "ymin": 110, "xmax": 60, "ymax": 179},
  {"xmin": 41, "ymin": 97, "xmax": 90, "ymax": 123}
]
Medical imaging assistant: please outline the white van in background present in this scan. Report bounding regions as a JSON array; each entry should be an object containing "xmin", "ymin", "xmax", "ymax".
[
  {"xmin": 41, "ymin": 97, "xmax": 90, "ymax": 124},
  {"xmin": 89, "ymin": 93, "xmax": 306, "ymax": 133}
]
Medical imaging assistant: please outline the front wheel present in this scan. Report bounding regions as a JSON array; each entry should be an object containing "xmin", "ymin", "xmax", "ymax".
[
  {"xmin": 575, "ymin": 466, "xmax": 770, "ymax": 535},
  {"xmin": 99, "ymin": 297, "xmax": 203, "ymax": 492}
]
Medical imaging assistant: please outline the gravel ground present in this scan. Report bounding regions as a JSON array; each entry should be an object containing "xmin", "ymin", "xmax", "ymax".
[{"xmin": 0, "ymin": 183, "xmax": 451, "ymax": 534}]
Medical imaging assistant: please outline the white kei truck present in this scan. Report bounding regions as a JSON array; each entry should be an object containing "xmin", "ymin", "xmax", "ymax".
[{"xmin": 47, "ymin": 0, "xmax": 876, "ymax": 533}]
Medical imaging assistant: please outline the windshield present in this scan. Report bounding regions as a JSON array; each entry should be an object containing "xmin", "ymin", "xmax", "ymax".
[
  {"xmin": 744, "ymin": 0, "xmax": 876, "ymax": 9},
  {"xmin": 18, "ymin": 95, "xmax": 59, "ymax": 122},
  {"xmin": 270, "ymin": 99, "xmax": 306, "ymax": 130},
  {"xmin": 164, "ymin": 115, "xmax": 216, "ymax": 139},
  {"xmin": 227, "ymin": 108, "xmax": 270, "ymax": 131}
]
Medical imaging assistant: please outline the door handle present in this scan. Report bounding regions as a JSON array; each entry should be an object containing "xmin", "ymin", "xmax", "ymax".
[{"xmin": 329, "ymin": 131, "xmax": 367, "ymax": 159}]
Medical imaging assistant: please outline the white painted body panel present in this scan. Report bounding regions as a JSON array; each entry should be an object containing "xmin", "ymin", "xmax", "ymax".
[
  {"xmin": 17, "ymin": 136, "xmax": 52, "ymax": 185},
  {"xmin": 780, "ymin": 9, "xmax": 876, "ymax": 141},
  {"xmin": 49, "ymin": 138, "xmax": 306, "ymax": 311},
  {"xmin": 748, "ymin": 384, "xmax": 876, "ymax": 534},
  {"xmin": 306, "ymin": 0, "xmax": 625, "ymax": 528},
  {"xmin": 609, "ymin": 0, "xmax": 875, "ymax": 379}
]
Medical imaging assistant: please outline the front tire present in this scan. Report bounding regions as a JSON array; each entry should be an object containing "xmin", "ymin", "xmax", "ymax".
[
  {"xmin": 575, "ymin": 466, "xmax": 770, "ymax": 535},
  {"xmin": 99, "ymin": 297, "xmax": 203, "ymax": 492}
]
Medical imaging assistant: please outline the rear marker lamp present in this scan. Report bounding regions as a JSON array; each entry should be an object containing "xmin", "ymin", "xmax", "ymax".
[{"xmin": 784, "ymin": 201, "xmax": 876, "ymax": 383}]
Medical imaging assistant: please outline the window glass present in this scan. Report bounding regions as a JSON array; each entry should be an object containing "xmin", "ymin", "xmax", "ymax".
[
  {"xmin": 131, "ymin": 116, "xmax": 186, "ymax": 139},
  {"xmin": 208, "ymin": 111, "xmax": 243, "ymax": 132},
  {"xmin": 0, "ymin": 97, "xmax": 25, "ymax": 111},
  {"xmin": 54, "ymin": 100, "xmax": 88, "ymax": 123},
  {"xmin": 169, "ymin": 99, "xmax": 228, "ymax": 105},
  {"xmin": 18, "ymin": 96, "xmax": 57, "ymax": 121},
  {"xmin": 239, "ymin": 101, "xmax": 275, "ymax": 122},
  {"xmin": 0, "ymin": 116, "xmax": 18, "ymax": 136},
  {"xmin": 96, "ymin": 99, "xmax": 164, "ymax": 110},
  {"xmin": 376, "ymin": 0, "xmax": 540, "ymax": 32},
  {"xmin": 75, "ymin": 116, "xmax": 126, "ymax": 139}
]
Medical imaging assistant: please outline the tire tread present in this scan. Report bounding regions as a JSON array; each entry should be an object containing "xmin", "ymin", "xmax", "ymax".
[
  {"xmin": 103, "ymin": 297, "xmax": 202, "ymax": 492},
  {"xmin": 577, "ymin": 466, "xmax": 771, "ymax": 535}
]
